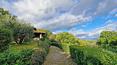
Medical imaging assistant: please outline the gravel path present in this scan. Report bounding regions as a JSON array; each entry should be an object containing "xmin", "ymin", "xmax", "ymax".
[{"xmin": 43, "ymin": 46, "xmax": 77, "ymax": 65}]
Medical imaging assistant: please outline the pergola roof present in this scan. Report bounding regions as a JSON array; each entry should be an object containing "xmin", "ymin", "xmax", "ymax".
[{"xmin": 33, "ymin": 29, "xmax": 46, "ymax": 33}]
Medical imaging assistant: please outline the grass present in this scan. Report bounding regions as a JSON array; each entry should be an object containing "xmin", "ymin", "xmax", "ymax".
[
  {"xmin": 78, "ymin": 39, "xmax": 97, "ymax": 46},
  {"xmin": 8, "ymin": 41, "xmax": 38, "ymax": 53}
]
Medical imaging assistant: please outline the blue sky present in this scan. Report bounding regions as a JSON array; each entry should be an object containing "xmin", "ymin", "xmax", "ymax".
[{"xmin": 0, "ymin": 0, "xmax": 117, "ymax": 40}]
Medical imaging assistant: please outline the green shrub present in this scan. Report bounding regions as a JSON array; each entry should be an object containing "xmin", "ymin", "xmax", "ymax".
[
  {"xmin": 31, "ymin": 39, "xmax": 50, "ymax": 65},
  {"xmin": 97, "ymin": 31, "xmax": 117, "ymax": 46},
  {"xmin": 55, "ymin": 32, "xmax": 79, "ymax": 45},
  {"xmin": 50, "ymin": 39, "xmax": 62, "ymax": 49},
  {"xmin": 38, "ymin": 38, "xmax": 50, "ymax": 52},
  {"xmin": 70, "ymin": 45, "xmax": 117, "ymax": 65},
  {"xmin": 0, "ymin": 27, "xmax": 12, "ymax": 52},
  {"xmin": 0, "ymin": 49, "xmax": 33, "ymax": 65},
  {"xmin": 55, "ymin": 32, "xmax": 79, "ymax": 52},
  {"xmin": 31, "ymin": 48, "xmax": 47, "ymax": 65},
  {"xmin": 61, "ymin": 43, "xmax": 71, "ymax": 53},
  {"xmin": 102, "ymin": 45, "xmax": 117, "ymax": 53},
  {"xmin": 97, "ymin": 31, "xmax": 117, "ymax": 53}
]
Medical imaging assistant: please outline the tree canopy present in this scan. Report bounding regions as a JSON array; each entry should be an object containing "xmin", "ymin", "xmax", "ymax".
[
  {"xmin": 97, "ymin": 31, "xmax": 117, "ymax": 46},
  {"xmin": 0, "ymin": 8, "xmax": 34, "ymax": 44},
  {"xmin": 55, "ymin": 32, "xmax": 79, "ymax": 45}
]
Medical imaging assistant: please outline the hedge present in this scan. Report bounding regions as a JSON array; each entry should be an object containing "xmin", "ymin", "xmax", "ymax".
[
  {"xmin": 31, "ymin": 39, "xmax": 50, "ymax": 65},
  {"xmin": 102, "ymin": 45, "xmax": 117, "ymax": 53},
  {"xmin": 70, "ymin": 45, "xmax": 117, "ymax": 65},
  {"xmin": 0, "ymin": 49, "xmax": 33, "ymax": 65},
  {"xmin": 0, "ymin": 27, "xmax": 12, "ymax": 52}
]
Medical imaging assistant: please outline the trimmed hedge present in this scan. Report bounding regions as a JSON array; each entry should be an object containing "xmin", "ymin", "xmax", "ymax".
[
  {"xmin": 70, "ymin": 45, "xmax": 117, "ymax": 65},
  {"xmin": 31, "ymin": 39, "xmax": 50, "ymax": 65},
  {"xmin": 0, "ymin": 49, "xmax": 33, "ymax": 65},
  {"xmin": 61, "ymin": 43, "xmax": 71, "ymax": 53},
  {"xmin": 102, "ymin": 45, "xmax": 117, "ymax": 53},
  {"xmin": 0, "ymin": 27, "xmax": 12, "ymax": 51},
  {"xmin": 50, "ymin": 39, "xmax": 62, "ymax": 49}
]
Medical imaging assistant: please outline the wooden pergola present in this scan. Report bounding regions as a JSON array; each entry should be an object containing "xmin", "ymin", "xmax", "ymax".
[{"xmin": 33, "ymin": 28, "xmax": 46, "ymax": 39}]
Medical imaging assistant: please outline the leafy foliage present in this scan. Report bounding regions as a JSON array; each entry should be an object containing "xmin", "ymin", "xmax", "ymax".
[
  {"xmin": 0, "ymin": 8, "xmax": 11, "ymax": 23},
  {"xmin": 79, "ymin": 39, "xmax": 97, "ymax": 46},
  {"xmin": 0, "ymin": 8, "xmax": 51, "ymax": 65},
  {"xmin": 0, "ymin": 49, "xmax": 33, "ymax": 65},
  {"xmin": 31, "ymin": 39, "xmax": 50, "ymax": 65},
  {"xmin": 0, "ymin": 8, "xmax": 13, "ymax": 50},
  {"xmin": 49, "ymin": 34, "xmax": 62, "ymax": 49},
  {"xmin": 55, "ymin": 32, "xmax": 79, "ymax": 44},
  {"xmin": 97, "ymin": 31, "xmax": 117, "ymax": 53},
  {"xmin": 55, "ymin": 32, "xmax": 79, "ymax": 52},
  {"xmin": 70, "ymin": 45, "xmax": 117, "ymax": 65},
  {"xmin": 0, "ymin": 8, "xmax": 34, "ymax": 44},
  {"xmin": 102, "ymin": 45, "xmax": 117, "ymax": 53},
  {"xmin": 11, "ymin": 23, "xmax": 34, "ymax": 44},
  {"xmin": 97, "ymin": 31, "xmax": 117, "ymax": 46},
  {"xmin": 0, "ymin": 27, "xmax": 12, "ymax": 52}
]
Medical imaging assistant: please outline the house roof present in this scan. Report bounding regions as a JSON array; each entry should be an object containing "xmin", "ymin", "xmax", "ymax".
[{"xmin": 33, "ymin": 29, "xmax": 46, "ymax": 33}]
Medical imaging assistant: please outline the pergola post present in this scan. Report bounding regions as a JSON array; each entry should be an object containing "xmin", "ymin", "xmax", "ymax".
[{"xmin": 40, "ymin": 33, "xmax": 43, "ymax": 39}]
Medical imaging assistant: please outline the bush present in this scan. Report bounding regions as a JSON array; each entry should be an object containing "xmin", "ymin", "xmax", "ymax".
[
  {"xmin": 0, "ymin": 49, "xmax": 33, "ymax": 65},
  {"xmin": 0, "ymin": 27, "xmax": 12, "ymax": 52},
  {"xmin": 97, "ymin": 31, "xmax": 117, "ymax": 46},
  {"xmin": 55, "ymin": 32, "xmax": 79, "ymax": 52},
  {"xmin": 31, "ymin": 48, "xmax": 48, "ymax": 65},
  {"xmin": 50, "ymin": 39, "xmax": 62, "ymax": 49},
  {"xmin": 70, "ymin": 45, "xmax": 117, "ymax": 65},
  {"xmin": 31, "ymin": 39, "xmax": 50, "ymax": 65},
  {"xmin": 97, "ymin": 31, "xmax": 117, "ymax": 53},
  {"xmin": 55, "ymin": 32, "xmax": 79, "ymax": 45},
  {"xmin": 102, "ymin": 45, "xmax": 117, "ymax": 53}
]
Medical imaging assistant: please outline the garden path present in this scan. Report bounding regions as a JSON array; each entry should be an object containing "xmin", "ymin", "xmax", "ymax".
[{"xmin": 43, "ymin": 46, "xmax": 77, "ymax": 65}]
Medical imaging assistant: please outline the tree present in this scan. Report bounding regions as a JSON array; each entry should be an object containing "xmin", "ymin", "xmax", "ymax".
[
  {"xmin": 0, "ymin": 8, "xmax": 12, "ymax": 24},
  {"xmin": 12, "ymin": 23, "xmax": 33, "ymax": 44},
  {"xmin": 97, "ymin": 31, "xmax": 117, "ymax": 46},
  {"xmin": 55, "ymin": 32, "xmax": 79, "ymax": 45},
  {"xmin": 54, "ymin": 32, "xmax": 79, "ymax": 52},
  {"xmin": 0, "ymin": 8, "xmax": 34, "ymax": 44},
  {"xmin": 0, "ymin": 8, "xmax": 13, "ymax": 51},
  {"xmin": 0, "ymin": 26, "xmax": 12, "ymax": 51}
]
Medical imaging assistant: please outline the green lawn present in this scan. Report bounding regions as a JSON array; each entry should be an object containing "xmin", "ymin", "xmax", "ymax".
[{"xmin": 8, "ymin": 41, "xmax": 38, "ymax": 53}]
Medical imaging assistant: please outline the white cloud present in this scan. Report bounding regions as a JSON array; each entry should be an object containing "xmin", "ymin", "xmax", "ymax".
[
  {"xmin": 115, "ymin": 14, "xmax": 117, "ymax": 17},
  {"xmin": 12, "ymin": 0, "xmax": 77, "ymax": 21},
  {"xmin": 70, "ymin": 0, "xmax": 117, "ymax": 16},
  {"xmin": 0, "ymin": 0, "xmax": 116, "ymax": 30},
  {"xmin": 0, "ymin": 0, "xmax": 117, "ymax": 40},
  {"xmin": 69, "ymin": 21, "xmax": 117, "ymax": 40},
  {"xmin": 95, "ymin": 0, "xmax": 117, "ymax": 16},
  {"xmin": 34, "ymin": 13, "xmax": 91, "ymax": 30}
]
